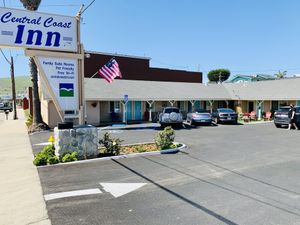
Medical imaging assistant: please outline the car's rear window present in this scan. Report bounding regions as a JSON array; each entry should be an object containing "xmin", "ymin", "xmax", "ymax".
[
  {"xmin": 277, "ymin": 108, "xmax": 290, "ymax": 112},
  {"xmin": 196, "ymin": 109, "xmax": 209, "ymax": 113},
  {"xmin": 218, "ymin": 109, "xmax": 234, "ymax": 113},
  {"xmin": 165, "ymin": 108, "xmax": 179, "ymax": 113}
]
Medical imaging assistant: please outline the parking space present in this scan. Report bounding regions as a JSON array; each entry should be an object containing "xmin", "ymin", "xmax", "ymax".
[{"xmin": 35, "ymin": 123, "xmax": 300, "ymax": 225}]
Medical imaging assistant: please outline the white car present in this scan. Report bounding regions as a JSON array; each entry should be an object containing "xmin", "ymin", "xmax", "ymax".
[{"xmin": 159, "ymin": 107, "xmax": 183, "ymax": 128}]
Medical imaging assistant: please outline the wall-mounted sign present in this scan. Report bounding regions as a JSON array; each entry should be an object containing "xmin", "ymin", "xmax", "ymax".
[
  {"xmin": 36, "ymin": 56, "xmax": 78, "ymax": 111},
  {"xmin": 124, "ymin": 94, "xmax": 128, "ymax": 103},
  {"xmin": 0, "ymin": 7, "xmax": 77, "ymax": 52}
]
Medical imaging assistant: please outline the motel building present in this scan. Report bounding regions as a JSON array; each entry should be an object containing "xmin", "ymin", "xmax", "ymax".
[{"xmin": 39, "ymin": 51, "xmax": 300, "ymax": 128}]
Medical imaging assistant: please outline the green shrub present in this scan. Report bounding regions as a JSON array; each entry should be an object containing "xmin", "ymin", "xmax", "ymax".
[
  {"xmin": 33, "ymin": 154, "xmax": 48, "ymax": 166},
  {"xmin": 155, "ymin": 126, "xmax": 175, "ymax": 150},
  {"xmin": 169, "ymin": 143, "xmax": 177, "ymax": 149},
  {"xmin": 61, "ymin": 152, "xmax": 78, "ymax": 163},
  {"xmin": 47, "ymin": 156, "xmax": 59, "ymax": 165},
  {"xmin": 99, "ymin": 132, "xmax": 123, "ymax": 156},
  {"xmin": 33, "ymin": 144, "xmax": 56, "ymax": 166},
  {"xmin": 25, "ymin": 114, "xmax": 33, "ymax": 128}
]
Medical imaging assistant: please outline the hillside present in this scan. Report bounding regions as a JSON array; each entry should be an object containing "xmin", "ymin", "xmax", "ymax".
[{"xmin": 0, "ymin": 76, "xmax": 31, "ymax": 96}]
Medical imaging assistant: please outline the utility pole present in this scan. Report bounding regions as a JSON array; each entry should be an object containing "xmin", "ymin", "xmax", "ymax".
[
  {"xmin": 10, "ymin": 56, "xmax": 18, "ymax": 120},
  {"xmin": 218, "ymin": 72, "xmax": 222, "ymax": 84}
]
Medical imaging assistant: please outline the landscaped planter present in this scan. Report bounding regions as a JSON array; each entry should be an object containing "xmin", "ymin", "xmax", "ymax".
[{"xmin": 36, "ymin": 142, "xmax": 187, "ymax": 167}]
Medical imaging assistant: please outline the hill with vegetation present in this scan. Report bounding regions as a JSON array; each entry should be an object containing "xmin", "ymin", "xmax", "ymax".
[{"xmin": 0, "ymin": 76, "xmax": 31, "ymax": 96}]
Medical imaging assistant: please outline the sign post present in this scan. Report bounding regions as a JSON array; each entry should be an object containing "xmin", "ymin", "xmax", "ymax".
[{"xmin": 122, "ymin": 94, "xmax": 128, "ymax": 123}]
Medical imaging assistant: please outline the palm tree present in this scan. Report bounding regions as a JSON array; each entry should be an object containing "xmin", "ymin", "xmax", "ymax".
[
  {"xmin": 20, "ymin": 0, "xmax": 49, "ymax": 131},
  {"xmin": 275, "ymin": 70, "xmax": 287, "ymax": 79}
]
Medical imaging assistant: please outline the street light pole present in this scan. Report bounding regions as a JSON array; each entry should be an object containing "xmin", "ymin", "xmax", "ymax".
[{"xmin": 10, "ymin": 56, "xmax": 18, "ymax": 120}]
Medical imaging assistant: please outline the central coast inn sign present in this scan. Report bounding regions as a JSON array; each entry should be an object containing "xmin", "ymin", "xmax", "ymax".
[
  {"xmin": 0, "ymin": 7, "xmax": 77, "ymax": 51},
  {"xmin": 0, "ymin": 7, "xmax": 85, "ymax": 123}
]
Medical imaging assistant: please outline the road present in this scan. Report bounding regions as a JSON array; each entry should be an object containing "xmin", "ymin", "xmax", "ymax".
[{"xmin": 33, "ymin": 123, "xmax": 300, "ymax": 225}]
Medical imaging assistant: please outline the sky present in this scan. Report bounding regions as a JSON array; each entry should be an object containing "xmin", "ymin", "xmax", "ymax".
[{"xmin": 1, "ymin": 0, "xmax": 300, "ymax": 82}]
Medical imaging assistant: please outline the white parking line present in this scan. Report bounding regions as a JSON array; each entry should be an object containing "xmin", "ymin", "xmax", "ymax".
[
  {"xmin": 34, "ymin": 142, "xmax": 52, "ymax": 146},
  {"xmin": 44, "ymin": 188, "xmax": 102, "ymax": 201}
]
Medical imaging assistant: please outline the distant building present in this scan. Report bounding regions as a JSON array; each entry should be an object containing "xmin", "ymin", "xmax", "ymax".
[{"xmin": 229, "ymin": 74, "xmax": 276, "ymax": 83}]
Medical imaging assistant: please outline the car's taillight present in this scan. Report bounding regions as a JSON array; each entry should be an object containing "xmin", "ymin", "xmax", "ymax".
[
  {"xmin": 192, "ymin": 114, "xmax": 198, "ymax": 118},
  {"xmin": 219, "ymin": 113, "xmax": 225, "ymax": 116}
]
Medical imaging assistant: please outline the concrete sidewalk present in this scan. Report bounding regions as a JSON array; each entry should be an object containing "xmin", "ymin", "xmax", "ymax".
[{"xmin": 0, "ymin": 109, "xmax": 51, "ymax": 225}]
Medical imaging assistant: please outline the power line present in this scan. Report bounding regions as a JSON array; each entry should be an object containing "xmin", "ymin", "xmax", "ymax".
[
  {"xmin": 81, "ymin": 0, "xmax": 96, "ymax": 15},
  {"xmin": 0, "ymin": 48, "xmax": 11, "ymax": 65}
]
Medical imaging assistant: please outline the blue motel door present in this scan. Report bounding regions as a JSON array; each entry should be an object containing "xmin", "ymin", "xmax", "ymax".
[
  {"xmin": 134, "ymin": 101, "xmax": 142, "ymax": 120},
  {"xmin": 126, "ymin": 101, "xmax": 133, "ymax": 121}
]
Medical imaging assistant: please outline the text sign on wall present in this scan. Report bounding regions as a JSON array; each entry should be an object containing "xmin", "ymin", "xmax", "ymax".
[
  {"xmin": 0, "ymin": 7, "xmax": 77, "ymax": 52},
  {"xmin": 37, "ymin": 56, "xmax": 78, "ymax": 111}
]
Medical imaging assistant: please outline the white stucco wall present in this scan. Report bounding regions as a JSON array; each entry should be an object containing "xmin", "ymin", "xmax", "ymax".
[{"xmin": 86, "ymin": 101, "xmax": 100, "ymax": 126}]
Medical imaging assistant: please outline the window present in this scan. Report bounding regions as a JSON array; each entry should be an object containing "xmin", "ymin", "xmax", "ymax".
[
  {"xmin": 110, "ymin": 101, "xmax": 120, "ymax": 113},
  {"xmin": 177, "ymin": 101, "xmax": 184, "ymax": 111},
  {"xmin": 165, "ymin": 108, "xmax": 179, "ymax": 113},
  {"xmin": 114, "ymin": 101, "xmax": 120, "ymax": 113}
]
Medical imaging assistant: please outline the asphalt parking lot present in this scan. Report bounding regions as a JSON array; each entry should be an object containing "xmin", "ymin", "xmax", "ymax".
[{"xmin": 32, "ymin": 123, "xmax": 300, "ymax": 225}]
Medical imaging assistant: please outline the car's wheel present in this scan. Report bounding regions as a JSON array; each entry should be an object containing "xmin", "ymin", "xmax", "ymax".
[
  {"xmin": 275, "ymin": 123, "xmax": 281, "ymax": 128},
  {"xmin": 169, "ymin": 112, "xmax": 179, "ymax": 122}
]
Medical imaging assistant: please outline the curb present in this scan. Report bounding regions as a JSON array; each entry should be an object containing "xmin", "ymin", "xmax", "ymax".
[
  {"xmin": 160, "ymin": 142, "xmax": 187, "ymax": 154},
  {"xmin": 238, "ymin": 120, "xmax": 274, "ymax": 125},
  {"xmin": 37, "ymin": 142, "xmax": 187, "ymax": 168}
]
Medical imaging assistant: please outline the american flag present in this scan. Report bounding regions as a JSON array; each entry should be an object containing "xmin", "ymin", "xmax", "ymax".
[{"xmin": 98, "ymin": 58, "xmax": 122, "ymax": 83}]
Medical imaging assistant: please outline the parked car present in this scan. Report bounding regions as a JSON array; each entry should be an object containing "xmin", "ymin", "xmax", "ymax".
[
  {"xmin": 159, "ymin": 107, "xmax": 183, "ymax": 128},
  {"xmin": 274, "ymin": 106, "xmax": 300, "ymax": 128},
  {"xmin": 0, "ymin": 102, "xmax": 12, "ymax": 112},
  {"xmin": 186, "ymin": 109, "xmax": 212, "ymax": 125},
  {"xmin": 211, "ymin": 108, "xmax": 238, "ymax": 124}
]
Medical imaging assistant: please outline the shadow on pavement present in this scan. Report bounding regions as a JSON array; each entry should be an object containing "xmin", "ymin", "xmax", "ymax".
[
  {"xmin": 112, "ymin": 158, "xmax": 239, "ymax": 225},
  {"xmin": 140, "ymin": 155, "xmax": 300, "ymax": 217}
]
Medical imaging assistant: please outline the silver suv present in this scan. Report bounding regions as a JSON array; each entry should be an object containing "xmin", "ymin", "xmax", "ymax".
[{"xmin": 159, "ymin": 107, "xmax": 183, "ymax": 128}]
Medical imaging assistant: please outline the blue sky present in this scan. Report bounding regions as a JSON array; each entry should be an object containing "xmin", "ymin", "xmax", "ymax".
[{"xmin": 1, "ymin": 0, "xmax": 300, "ymax": 82}]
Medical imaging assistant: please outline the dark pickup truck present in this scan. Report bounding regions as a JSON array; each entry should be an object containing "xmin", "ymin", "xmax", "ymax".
[{"xmin": 274, "ymin": 106, "xmax": 300, "ymax": 128}]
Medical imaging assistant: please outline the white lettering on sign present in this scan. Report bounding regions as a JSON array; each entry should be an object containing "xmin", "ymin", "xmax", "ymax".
[{"xmin": 0, "ymin": 7, "xmax": 77, "ymax": 52}]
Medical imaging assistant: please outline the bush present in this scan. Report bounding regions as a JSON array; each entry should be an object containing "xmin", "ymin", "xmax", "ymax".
[
  {"xmin": 33, "ymin": 154, "xmax": 48, "ymax": 166},
  {"xmin": 47, "ymin": 156, "xmax": 59, "ymax": 165},
  {"xmin": 33, "ymin": 144, "xmax": 56, "ymax": 166},
  {"xmin": 61, "ymin": 152, "xmax": 78, "ymax": 163},
  {"xmin": 155, "ymin": 126, "xmax": 175, "ymax": 150},
  {"xmin": 25, "ymin": 114, "xmax": 33, "ymax": 128},
  {"xmin": 99, "ymin": 132, "xmax": 123, "ymax": 156},
  {"xmin": 207, "ymin": 69, "xmax": 230, "ymax": 83}
]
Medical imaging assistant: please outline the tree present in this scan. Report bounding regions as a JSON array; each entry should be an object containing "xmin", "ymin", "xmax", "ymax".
[
  {"xmin": 274, "ymin": 70, "xmax": 287, "ymax": 79},
  {"xmin": 207, "ymin": 69, "xmax": 230, "ymax": 83},
  {"xmin": 20, "ymin": 0, "xmax": 49, "ymax": 131}
]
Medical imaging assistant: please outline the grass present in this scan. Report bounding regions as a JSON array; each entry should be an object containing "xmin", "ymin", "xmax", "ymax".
[{"xmin": 0, "ymin": 76, "xmax": 31, "ymax": 96}]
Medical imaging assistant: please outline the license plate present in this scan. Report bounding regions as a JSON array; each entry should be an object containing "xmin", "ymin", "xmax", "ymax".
[
  {"xmin": 227, "ymin": 117, "xmax": 231, "ymax": 120},
  {"xmin": 200, "ymin": 120, "xmax": 206, "ymax": 122}
]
